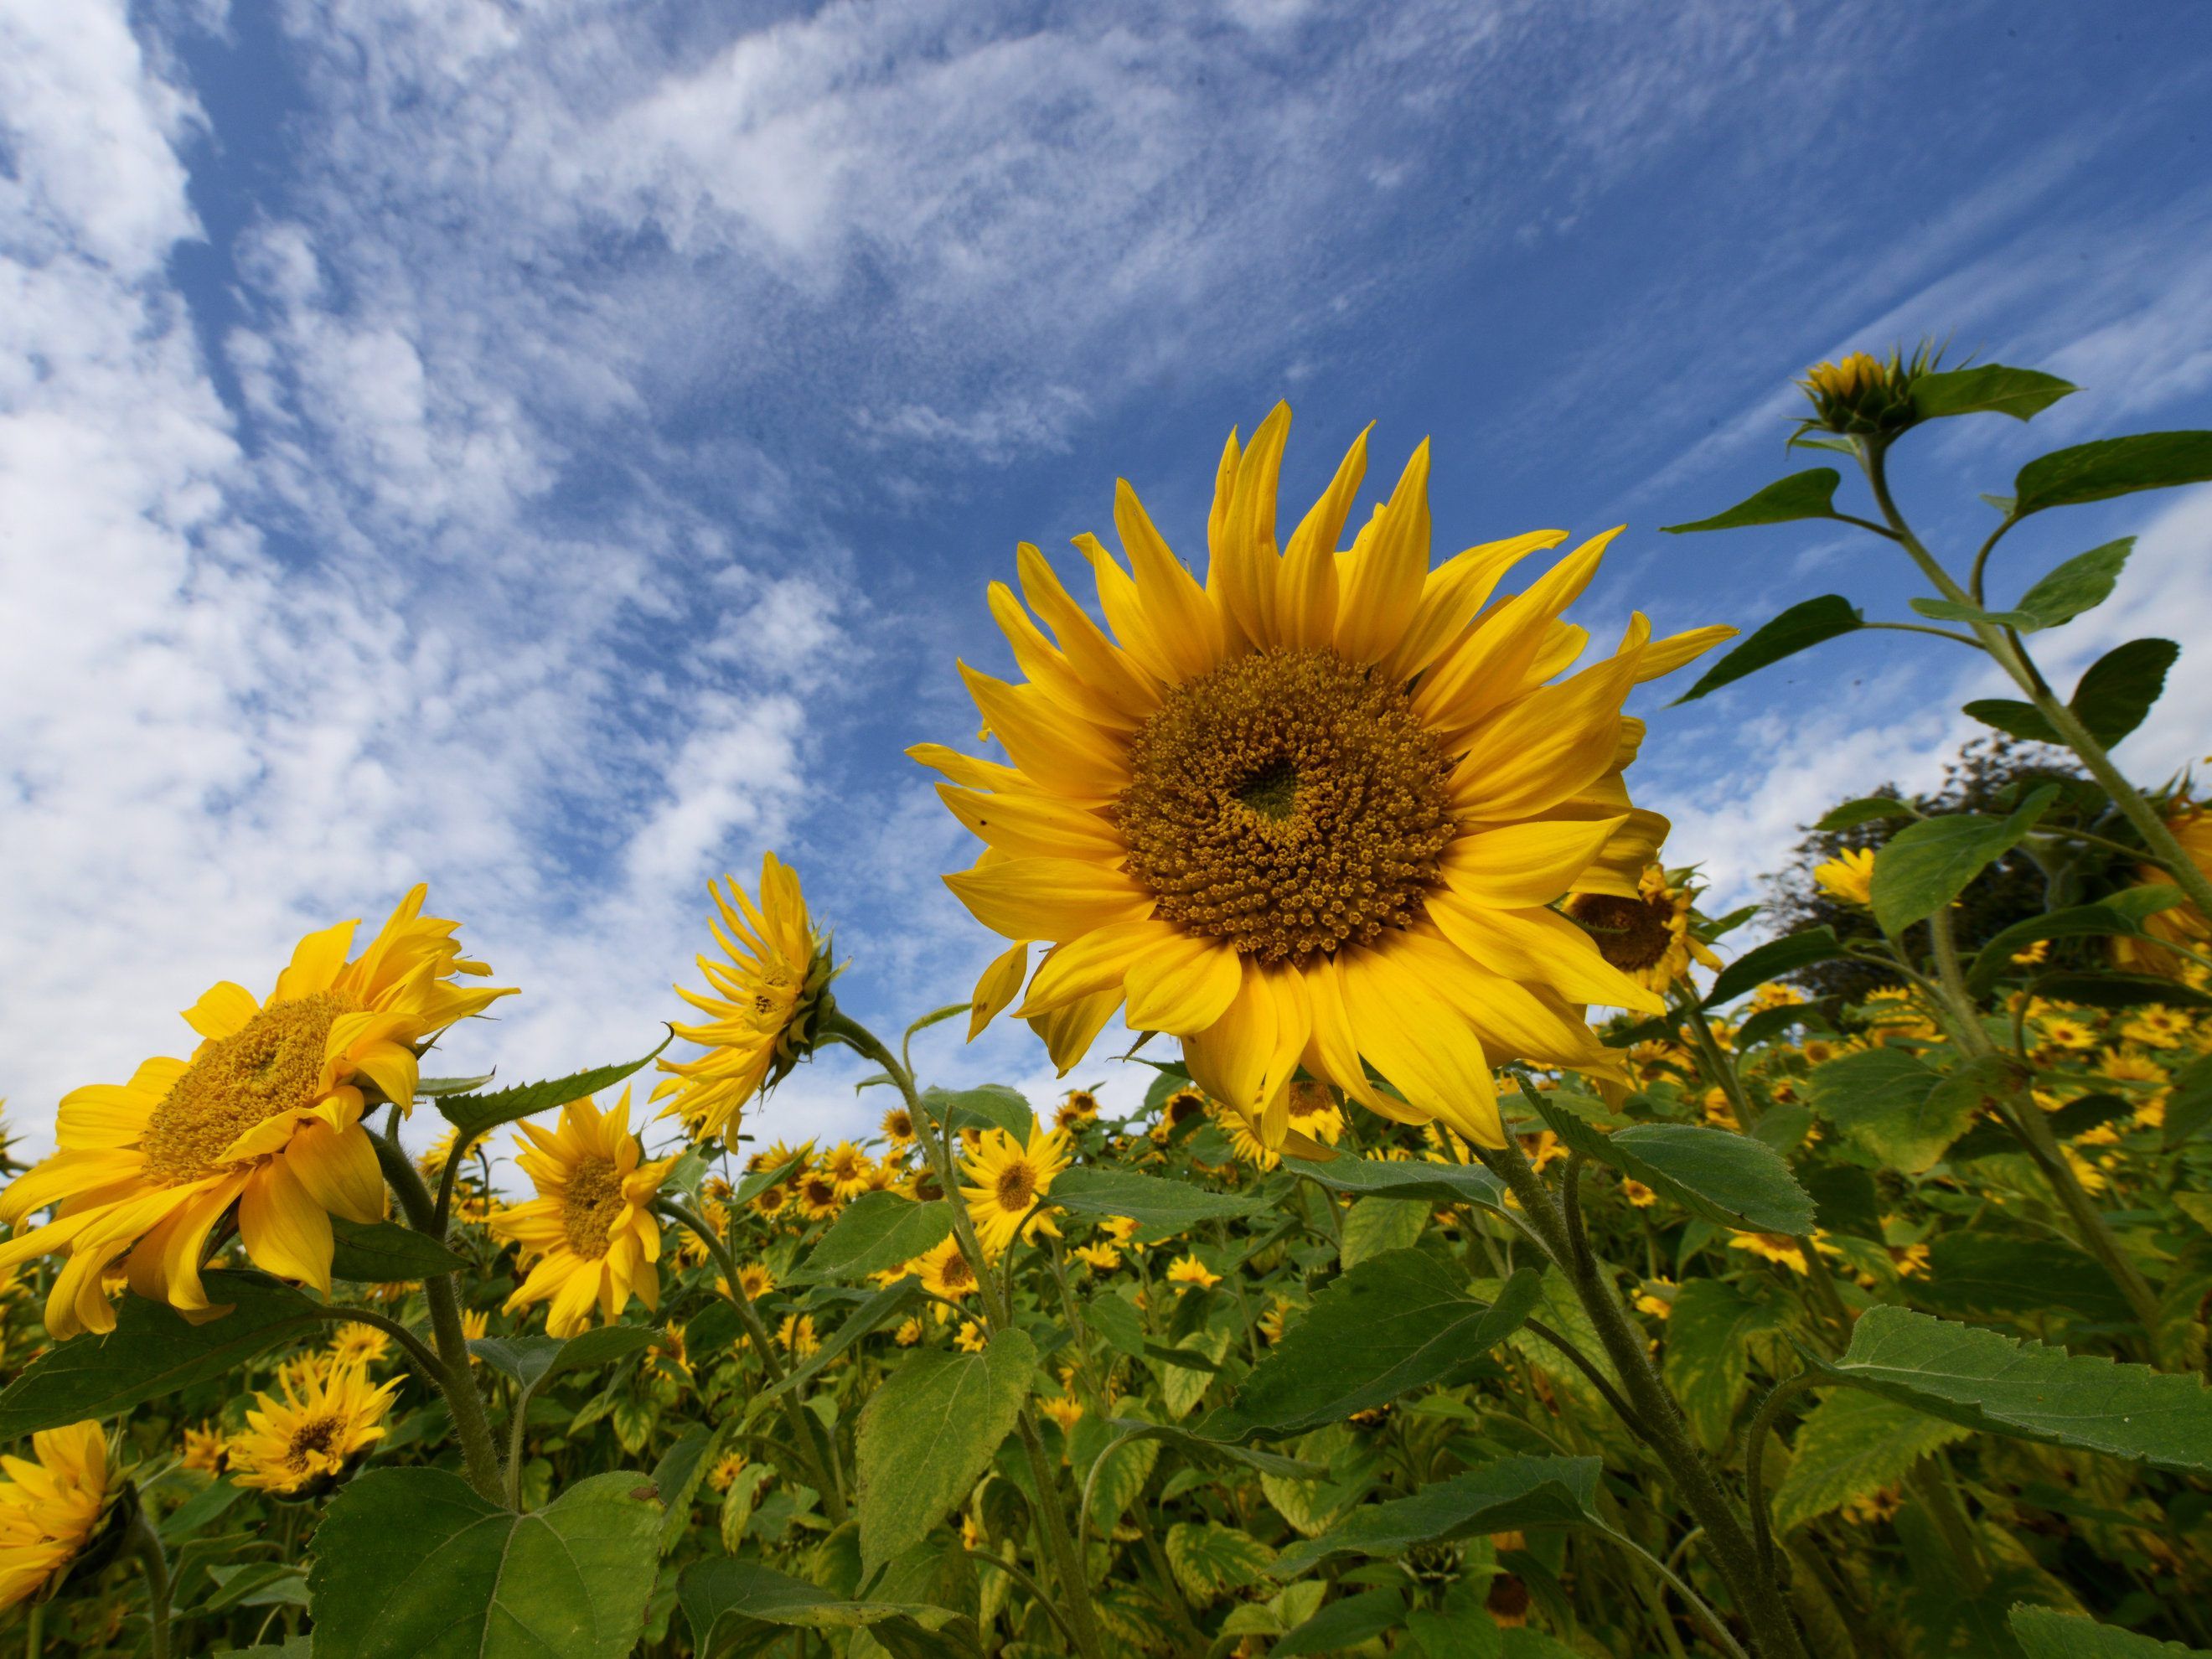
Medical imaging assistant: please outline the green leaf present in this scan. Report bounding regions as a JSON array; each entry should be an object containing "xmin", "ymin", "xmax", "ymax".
[
  {"xmin": 1733, "ymin": 1005, "xmax": 1823, "ymax": 1050},
  {"xmin": 2016, "ymin": 538, "xmax": 2132, "ymax": 629},
  {"xmin": 2163, "ymin": 1053, "xmax": 2212, "ymax": 1150},
  {"xmin": 787, "ymin": 1194, "xmax": 954, "ymax": 1286},
  {"xmin": 917, "ymin": 1083, "xmax": 1034, "ymax": 1140},
  {"xmin": 1870, "ymin": 785, "xmax": 2058, "ymax": 933},
  {"xmin": 1770, "ymin": 1388, "xmax": 1972, "ymax": 1534},
  {"xmin": 2014, "ymin": 432, "xmax": 2212, "ymax": 516},
  {"xmin": 1274, "ymin": 1589, "xmax": 1411, "ymax": 1657},
  {"xmin": 1809, "ymin": 1305, "xmax": 2212, "ymax": 1473},
  {"xmin": 1663, "ymin": 1280, "xmax": 1786, "ymax": 1452},
  {"xmin": 1200, "ymin": 1255, "xmax": 1542, "ymax": 1444},
  {"xmin": 1910, "ymin": 597, "xmax": 2040, "ymax": 630},
  {"xmin": 1966, "ymin": 698, "xmax": 2063, "ymax": 743},
  {"xmin": 1672, "ymin": 595, "xmax": 1863, "ymax": 704},
  {"xmin": 650, "ymin": 1426, "xmax": 724, "ymax": 1553},
  {"xmin": 855, "ymin": 1327, "xmax": 1035, "ymax": 1574},
  {"xmin": 1098, "ymin": 1417, "xmax": 1324, "ymax": 1481},
  {"xmin": 1660, "ymin": 468, "xmax": 1842, "ymax": 534},
  {"xmin": 1966, "ymin": 901, "xmax": 2171, "ymax": 995},
  {"xmin": 762, "ymin": 1281, "xmax": 920, "ymax": 1399},
  {"xmin": 308, "ymin": 1468, "xmax": 663, "ymax": 1659},
  {"xmin": 1912, "ymin": 1233, "xmax": 2132, "ymax": 1326},
  {"xmin": 680, "ymin": 1558, "xmax": 962, "ymax": 1649},
  {"xmin": 0, "ymin": 1272, "xmax": 319, "ymax": 1439},
  {"xmin": 328, "ymin": 1217, "xmax": 466, "ymax": 1283},
  {"xmin": 732, "ymin": 1145, "xmax": 811, "ymax": 1206},
  {"xmin": 158, "ymin": 1476, "xmax": 245, "ymax": 1543},
  {"xmin": 1911, "ymin": 364, "xmax": 2077, "ymax": 423},
  {"xmin": 1815, "ymin": 797, "xmax": 1914, "ymax": 831},
  {"xmin": 1163, "ymin": 1520, "xmax": 1274, "ymax": 1605},
  {"xmin": 1284, "ymin": 1154, "xmax": 1508, "ymax": 1217},
  {"xmin": 2070, "ymin": 638, "xmax": 2178, "ymax": 747},
  {"xmin": 1807, "ymin": 1048, "xmax": 1984, "ymax": 1174},
  {"xmin": 2010, "ymin": 1606, "xmax": 2212, "ymax": 1656},
  {"xmin": 1702, "ymin": 926, "xmax": 1842, "ymax": 1009},
  {"xmin": 1339, "ymin": 1196, "xmax": 1429, "ymax": 1268},
  {"xmin": 468, "ymin": 1325, "xmax": 657, "ymax": 1402},
  {"xmin": 435, "ymin": 1036, "xmax": 671, "ymax": 1140},
  {"xmin": 415, "ymin": 1072, "xmax": 496, "ymax": 1098},
  {"xmin": 1085, "ymin": 1292, "xmax": 1148, "ymax": 1361},
  {"xmin": 1531, "ymin": 1099, "xmax": 1817, "ymax": 1233},
  {"xmin": 1048, "ymin": 1166, "xmax": 1261, "ymax": 1229},
  {"xmin": 1270, "ymin": 1455, "xmax": 1600, "ymax": 1579}
]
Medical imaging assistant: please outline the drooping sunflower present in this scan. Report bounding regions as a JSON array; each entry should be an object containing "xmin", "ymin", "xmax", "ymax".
[
  {"xmin": 960, "ymin": 1124, "xmax": 1070, "ymax": 1256},
  {"xmin": 1166, "ymin": 1253, "xmax": 1222, "ymax": 1291},
  {"xmin": 488, "ymin": 1089, "xmax": 674, "ymax": 1338},
  {"xmin": 656, "ymin": 855, "xmax": 836, "ymax": 1141},
  {"xmin": 227, "ymin": 1357, "xmax": 398, "ymax": 1496},
  {"xmin": 0, "ymin": 1422, "xmax": 113, "ymax": 1609},
  {"xmin": 0, "ymin": 887, "xmax": 512, "ymax": 1337},
  {"xmin": 1564, "ymin": 864, "xmax": 1722, "ymax": 996},
  {"xmin": 918, "ymin": 409, "xmax": 1724, "ymax": 1150}
]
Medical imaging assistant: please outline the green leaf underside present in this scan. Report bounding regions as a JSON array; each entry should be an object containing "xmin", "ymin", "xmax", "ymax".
[
  {"xmin": 1913, "ymin": 1233, "xmax": 2133, "ymax": 1326},
  {"xmin": 1871, "ymin": 784, "xmax": 2057, "ymax": 933},
  {"xmin": 1911, "ymin": 597, "xmax": 2039, "ymax": 630},
  {"xmin": 2013, "ymin": 432, "xmax": 2212, "ymax": 515},
  {"xmin": 0, "ymin": 1272, "xmax": 319, "ymax": 1439},
  {"xmin": 1660, "ymin": 468, "xmax": 1842, "ymax": 533},
  {"xmin": 1911, "ymin": 364, "xmax": 2077, "ymax": 423},
  {"xmin": 1674, "ymin": 594, "xmax": 1863, "ymax": 704},
  {"xmin": 1812, "ymin": 1305, "xmax": 2212, "ymax": 1473},
  {"xmin": 1532, "ymin": 1098, "xmax": 1817, "ymax": 1233},
  {"xmin": 1049, "ymin": 1165, "xmax": 1263, "ymax": 1227},
  {"xmin": 1274, "ymin": 1588, "xmax": 1413, "ymax": 1657},
  {"xmin": 1808, "ymin": 1047, "xmax": 1984, "ymax": 1174},
  {"xmin": 855, "ymin": 1326, "xmax": 1036, "ymax": 1574},
  {"xmin": 2009, "ymin": 1605, "xmax": 2212, "ymax": 1656},
  {"xmin": 434, "ymin": 1036, "xmax": 671, "ymax": 1140},
  {"xmin": 680, "ymin": 1558, "xmax": 960, "ymax": 1645},
  {"xmin": 1270, "ymin": 1455, "xmax": 1601, "ymax": 1578},
  {"xmin": 1200, "ymin": 1253, "xmax": 1543, "ymax": 1444},
  {"xmin": 1338, "ymin": 1195, "xmax": 1429, "ymax": 1268},
  {"xmin": 1165, "ymin": 1519, "xmax": 1274, "ymax": 1604},
  {"xmin": 328, "ymin": 1217, "xmax": 467, "ymax": 1282},
  {"xmin": 1770, "ymin": 1388, "xmax": 1973, "ymax": 1534},
  {"xmin": 1284, "ymin": 1154, "xmax": 1508, "ymax": 1214},
  {"xmin": 917, "ymin": 1083, "xmax": 1034, "ymax": 1140},
  {"xmin": 1703, "ymin": 926, "xmax": 1842, "ymax": 1009},
  {"xmin": 788, "ymin": 1194, "xmax": 955, "ymax": 1285},
  {"xmin": 1966, "ymin": 699, "xmax": 2063, "ymax": 744},
  {"xmin": 2070, "ymin": 638, "xmax": 2178, "ymax": 747},
  {"xmin": 2015, "ymin": 538, "xmax": 2132, "ymax": 629},
  {"xmin": 1816, "ymin": 795, "xmax": 1914, "ymax": 830},
  {"xmin": 306, "ymin": 1468, "xmax": 662, "ymax": 1659},
  {"xmin": 1100, "ymin": 1418, "xmax": 1324, "ymax": 1480}
]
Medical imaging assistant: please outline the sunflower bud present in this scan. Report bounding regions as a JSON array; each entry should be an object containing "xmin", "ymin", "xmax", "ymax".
[{"xmin": 1796, "ymin": 343, "xmax": 1931, "ymax": 437}]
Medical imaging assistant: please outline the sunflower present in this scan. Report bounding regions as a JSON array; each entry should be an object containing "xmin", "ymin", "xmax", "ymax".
[
  {"xmin": 1564, "ymin": 864, "xmax": 1721, "ymax": 996},
  {"xmin": 879, "ymin": 1107, "xmax": 917, "ymax": 1149},
  {"xmin": 181, "ymin": 1423, "xmax": 227, "ymax": 1476},
  {"xmin": 1152, "ymin": 1086, "xmax": 1209, "ymax": 1143},
  {"xmin": 821, "ymin": 1141, "xmax": 874, "ymax": 1201},
  {"xmin": 227, "ymin": 1357, "xmax": 398, "ymax": 1496},
  {"xmin": 0, "ymin": 887, "xmax": 511, "ymax": 1337},
  {"xmin": 1207, "ymin": 1101, "xmax": 1278, "ymax": 1171},
  {"xmin": 1072, "ymin": 1242, "xmax": 1120, "ymax": 1272},
  {"xmin": 893, "ymin": 1316, "xmax": 924, "ymax": 1346},
  {"xmin": 1039, "ymin": 1393, "xmax": 1083, "ymax": 1434},
  {"xmin": 0, "ymin": 1423, "xmax": 113, "ymax": 1608},
  {"xmin": 1729, "ymin": 1233, "xmax": 1811, "ymax": 1274},
  {"xmin": 1166, "ymin": 1254, "xmax": 1221, "ymax": 1291},
  {"xmin": 1284, "ymin": 1081, "xmax": 1344, "ymax": 1146},
  {"xmin": 488, "ymin": 1089, "xmax": 674, "ymax": 1338},
  {"xmin": 1054, "ymin": 1089, "xmax": 1101, "ymax": 1132},
  {"xmin": 960, "ymin": 1124, "xmax": 1070, "ymax": 1256},
  {"xmin": 1812, "ymin": 846, "xmax": 1877, "ymax": 907},
  {"xmin": 795, "ymin": 1171, "xmax": 844, "ymax": 1221},
  {"xmin": 755, "ymin": 1181, "xmax": 793, "ymax": 1219},
  {"xmin": 724, "ymin": 1262, "xmax": 776, "ymax": 1302},
  {"xmin": 328, "ymin": 1322, "xmax": 391, "ymax": 1371},
  {"xmin": 707, "ymin": 1452, "xmax": 749, "ymax": 1494},
  {"xmin": 461, "ymin": 1309, "xmax": 490, "ymax": 1342},
  {"xmin": 954, "ymin": 1320, "xmax": 988, "ymax": 1354},
  {"xmin": 778, "ymin": 1313, "xmax": 819, "ymax": 1357},
  {"xmin": 919, "ymin": 410, "xmax": 1717, "ymax": 1150},
  {"xmin": 656, "ymin": 855, "xmax": 835, "ymax": 1141},
  {"xmin": 750, "ymin": 1139, "xmax": 815, "ymax": 1176},
  {"xmin": 907, "ymin": 1234, "xmax": 980, "ymax": 1302}
]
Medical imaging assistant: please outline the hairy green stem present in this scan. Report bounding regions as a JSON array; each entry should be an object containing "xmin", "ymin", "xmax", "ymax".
[
  {"xmin": 1742, "ymin": 1372, "xmax": 1820, "ymax": 1584},
  {"xmin": 124, "ymin": 1504, "xmax": 172, "ymax": 1659}
]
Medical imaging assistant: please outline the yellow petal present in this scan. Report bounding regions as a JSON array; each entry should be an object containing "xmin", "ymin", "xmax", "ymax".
[
  {"xmin": 1210, "ymin": 401, "xmax": 1291, "ymax": 647},
  {"xmin": 1277, "ymin": 422, "xmax": 1368, "ymax": 652},
  {"xmin": 284, "ymin": 1119, "xmax": 388, "ymax": 1224},
  {"xmin": 1183, "ymin": 962, "xmax": 1310, "ymax": 1134},
  {"xmin": 935, "ymin": 783, "xmax": 1127, "ymax": 862},
  {"xmin": 1299, "ymin": 954, "xmax": 1408, "ymax": 1120},
  {"xmin": 1332, "ymin": 437, "xmax": 1431, "ymax": 665},
  {"xmin": 907, "ymin": 743, "xmax": 1027, "ymax": 794},
  {"xmin": 351, "ymin": 1041, "xmax": 420, "ymax": 1110},
  {"xmin": 1114, "ymin": 479, "xmax": 1224, "ymax": 683},
  {"xmin": 1450, "ymin": 622, "xmax": 1646, "ymax": 824},
  {"xmin": 1637, "ymin": 623, "xmax": 1736, "ymax": 683},
  {"xmin": 968, "ymin": 940, "xmax": 1031, "ymax": 1041},
  {"xmin": 989, "ymin": 581, "xmax": 1140, "ymax": 732},
  {"xmin": 239, "ymin": 1158, "xmax": 335, "ymax": 1292},
  {"xmin": 1122, "ymin": 934, "xmax": 1243, "ymax": 1036},
  {"xmin": 1382, "ymin": 530, "xmax": 1563, "ymax": 682},
  {"xmin": 1019, "ymin": 918, "xmax": 1162, "ymax": 1016},
  {"xmin": 1338, "ymin": 942, "xmax": 1501, "ymax": 1147},
  {"xmin": 1075, "ymin": 533, "xmax": 1181, "ymax": 686},
  {"xmin": 1439, "ymin": 817, "xmax": 1625, "ymax": 909},
  {"xmin": 959, "ymin": 665, "xmax": 1130, "ymax": 804},
  {"xmin": 182, "ymin": 980, "xmax": 260, "ymax": 1041},
  {"xmin": 1027, "ymin": 987, "xmax": 1124, "ymax": 1074},
  {"xmin": 273, "ymin": 918, "xmax": 359, "ymax": 1003},
  {"xmin": 1016, "ymin": 542, "xmax": 1161, "ymax": 721},
  {"xmin": 944, "ymin": 857, "xmax": 1155, "ymax": 943},
  {"xmin": 1426, "ymin": 896, "xmax": 1664, "ymax": 1015},
  {"xmin": 1414, "ymin": 527, "xmax": 1619, "ymax": 741}
]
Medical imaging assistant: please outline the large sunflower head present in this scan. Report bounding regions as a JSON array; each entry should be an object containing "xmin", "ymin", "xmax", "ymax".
[
  {"xmin": 0, "ymin": 1422, "xmax": 116, "ymax": 1609},
  {"xmin": 959, "ymin": 1124, "xmax": 1071, "ymax": 1257},
  {"xmin": 917, "ymin": 409, "xmax": 1728, "ymax": 1149},
  {"xmin": 488, "ymin": 1088, "xmax": 674, "ymax": 1338},
  {"xmin": 227, "ymin": 1356, "xmax": 399, "ymax": 1498},
  {"xmin": 0, "ymin": 886, "xmax": 511, "ymax": 1337},
  {"xmin": 656, "ymin": 854, "xmax": 836, "ymax": 1143}
]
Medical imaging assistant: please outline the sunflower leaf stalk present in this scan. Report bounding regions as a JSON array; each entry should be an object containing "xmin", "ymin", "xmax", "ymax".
[{"xmin": 121, "ymin": 1501, "xmax": 171, "ymax": 1659}]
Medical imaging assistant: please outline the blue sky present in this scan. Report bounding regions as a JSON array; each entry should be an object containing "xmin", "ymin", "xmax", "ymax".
[{"xmin": 5, "ymin": 1, "xmax": 2212, "ymax": 1159}]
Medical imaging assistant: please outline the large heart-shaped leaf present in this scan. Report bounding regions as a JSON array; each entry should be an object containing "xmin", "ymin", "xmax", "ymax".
[
  {"xmin": 1871, "ymin": 787, "xmax": 2057, "ymax": 933},
  {"xmin": 855, "ymin": 1327, "xmax": 1035, "ymax": 1574},
  {"xmin": 1807, "ymin": 1048, "xmax": 1986, "ymax": 1174},
  {"xmin": 787, "ymin": 1193, "xmax": 954, "ymax": 1285}
]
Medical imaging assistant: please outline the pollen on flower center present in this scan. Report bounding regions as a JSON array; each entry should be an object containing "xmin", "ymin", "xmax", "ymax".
[
  {"xmin": 995, "ymin": 1162, "xmax": 1037, "ymax": 1211},
  {"xmin": 1563, "ymin": 892, "xmax": 1672, "ymax": 972},
  {"xmin": 561, "ymin": 1156, "xmax": 628, "ymax": 1258},
  {"xmin": 285, "ymin": 1414, "xmax": 344, "ymax": 1471},
  {"xmin": 138, "ymin": 992, "xmax": 354, "ymax": 1183},
  {"xmin": 1114, "ymin": 647, "xmax": 1457, "ymax": 962}
]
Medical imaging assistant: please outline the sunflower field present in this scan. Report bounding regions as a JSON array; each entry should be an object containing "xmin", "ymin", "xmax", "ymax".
[{"xmin": 5, "ymin": 351, "xmax": 2212, "ymax": 1659}]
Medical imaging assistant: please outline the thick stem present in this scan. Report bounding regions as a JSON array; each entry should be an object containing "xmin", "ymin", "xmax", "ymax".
[
  {"xmin": 1476, "ymin": 1137, "xmax": 1810, "ymax": 1659},
  {"xmin": 1743, "ymin": 1372, "xmax": 1820, "ymax": 1584},
  {"xmin": 124, "ymin": 1505, "xmax": 171, "ymax": 1659}
]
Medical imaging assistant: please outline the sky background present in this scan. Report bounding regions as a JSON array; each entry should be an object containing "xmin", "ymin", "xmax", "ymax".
[{"xmin": 5, "ymin": 0, "xmax": 2212, "ymax": 1165}]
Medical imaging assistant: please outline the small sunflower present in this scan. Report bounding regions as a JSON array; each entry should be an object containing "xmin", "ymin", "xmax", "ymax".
[
  {"xmin": 960, "ymin": 1124, "xmax": 1071, "ymax": 1256},
  {"xmin": 723, "ymin": 1262, "xmax": 776, "ymax": 1302},
  {"xmin": 920, "ymin": 409, "xmax": 1718, "ymax": 1152},
  {"xmin": 1166, "ymin": 1254, "xmax": 1221, "ymax": 1291},
  {"xmin": 1620, "ymin": 1178, "xmax": 1658, "ymax": 1208},
  {"xmin": 656, "ymin": 855, "xmax": 835, "ymax": 1141},
  {"xmin": 2115, "ymin": 809, "xmax": 2212, "ymax": 978},
  {"xmin": 461, "ymin": 1309, "xmax": 490, "ymax": 1342},
  {"xmin": 908, "ymin": 1234, "xmax": 980, "ymax": 1303},
  {"xmin": 0, "ymin": 887, "xmax": 511, "ymax": 1336},
  {"xmin": 0, "ymin": 1422, "xmax": 114, "ymax": 1608},
  {"xmin": 879, "ymin": 1107, "xmax": 917, "ymax": 1149},
  {"xmin": 327, "ymin": 1322, "xmax": 391, "ymax": 1371},
  {"xmin": 795, "ymin": 1171, "xmax": 844, "ymax": 1221},
  {"xmin": 1729, "ymin": 1233, "xmax": 1810, "ymax": 1274},
  {"xmin": 181, "ymin": 1423, "xmax": 227, "ymax": 1476},
  {"xmin": 1812, "ymin": 846, "xmax": 1877, "ymax": 907},
  {"xmin": 1284, "ymin": 1081, "xmax": 1344, "ymax": 1145},
  {"xmin": 1208, "ymin": 1101, "xmax": 1279, "ymax": 1171},
  {"xmin": 778, "ymin": 1313, "xmax": 819, "ymax": 1357},
  {"xmin": 228, "ymin": 1359, "xmax": 398, "ymax": 1496},
  {"xmin": 1152, "ymin": 1086, "xmax": 1209, "ymax": 1142},
  {"xmin": 1054, "ymin": 1088, "xmax": 1101, "ymax": 1132},
  {"xmin": 488, "ymin": 1089, "xmax": 674, "ymax": 1338},
  {"xmin": 954, "ymin": 1320, "xmax": 988, "ymax": 1353},
  {"xmin": 892, "ymin": 1316, "xmax": 923, "ymax": 1346},
  {"xmin": 750, "ymin": 1139, "xmax": 815, "ymax": 1176},
  {"xmin": 1564, "ymin": 864, "xmax": 1721, "ymax": 996},
  {"xmin": 1039, "ymin": 1393, "xmax": 1083, "ymax": 1434},
  {"xmin": 821, "ymin": 1141, "xmax": 874, "ymax": 1201},
  {"xmin": 1098, "ymin": 1216, "xmax": 1140, "ymax": 1246},
  {"xmin": 1258, "ymin": 1298, "xmax": 1293, "ymax": 1343},
  {"xmin": 1072, "ymin": 1242, "xmax": 1121, "ymax": 1272}
]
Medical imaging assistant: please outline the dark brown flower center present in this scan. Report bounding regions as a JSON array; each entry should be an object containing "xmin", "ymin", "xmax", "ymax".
[
  {"xmin": 1564, "ymin": 892, "xmax": 1673, "ymax": 971},
  {"xmin": 1115, "ymin": 648, "xmax": 1455, "ymax": 963}
]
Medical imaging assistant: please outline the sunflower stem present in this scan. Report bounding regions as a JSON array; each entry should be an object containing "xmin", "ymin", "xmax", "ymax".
[
  {"xmin": 372, "ymin": 1131, "xmax": 506, "ymax": 1505},
  {"xmin": 307, "ymin": 1304, "xmax": 450, "ymax": 1394},
  {"xmin": 1742, "ymin": 1370, "xmax": 1819, "ymax": 1587},
  {"xmin": 1476, "ymin": 1134, "xmax": 1811, "ymax": 1659},
  {"xmin": 123, "ymin": 1503, "xmax": 172, "ymax": 1659}
]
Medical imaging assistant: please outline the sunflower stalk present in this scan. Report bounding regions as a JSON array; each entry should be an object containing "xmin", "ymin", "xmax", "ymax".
[
  {"xmin": 1475, "ymin": 1133, "xmax": 1812, "ymax": 1659},
  {"xmin": 822, "ymin": 1010, "xmax": 1109, "ymax": 1659},
  {"xmin": 121, "ymin": 1502, "xmax": 171, "ymax": 1659}
]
